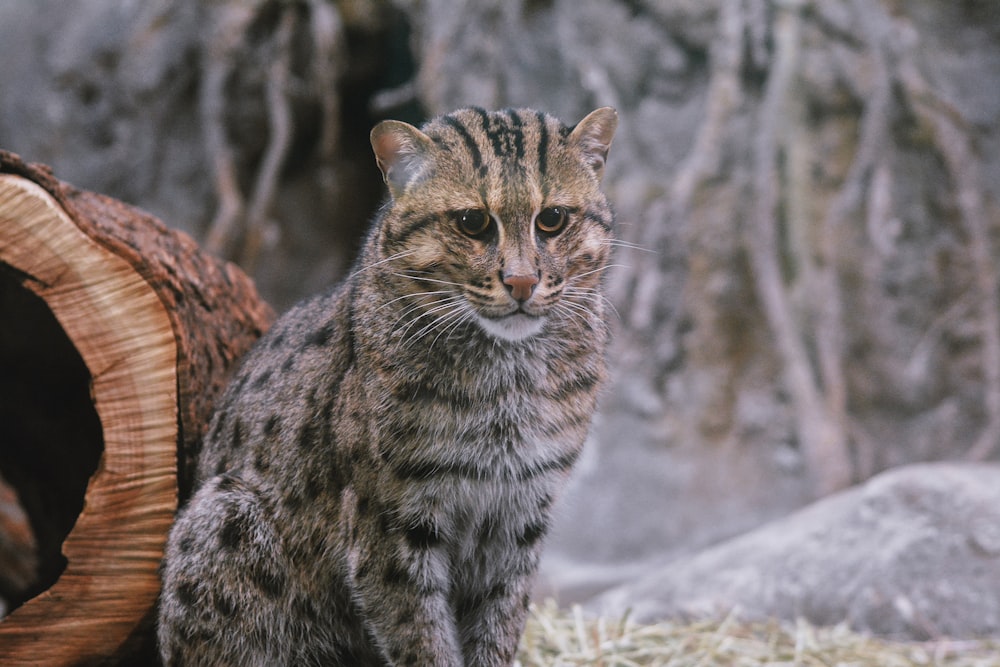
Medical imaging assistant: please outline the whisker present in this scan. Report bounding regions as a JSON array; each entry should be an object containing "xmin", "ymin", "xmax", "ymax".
[
  {"xmin": 570, "ymin": 263, "xmax": 628, "ymax": 282},
  {"xmin": 392, "ymin": 293, "xmax": 456, "ymax": 320},
  {"xmin": 411, "ymin": 301, "xmax": 468, "ymax": 343},
  {"xmin": 397, "ymin": 296, "xmax": 466, "ymax": 340},
  {"xmin": 552, "ymin": 302, "xmax": 592, "ymax": 331},
  {"xmin": 390, "ymin": 272, "xmax": 467, "ymax": 289},
  {"xmin": 347, "ymin": 249, "xmax": 418, "ymax": 280},
  {"xmin": 556, "ymin": 298, "xmax": 597, "ymax": 321},
  {"xmin": 429, "ymin": 306, "xmax": 475, "ymax": 349},
  {"xmin": 395, "ymin": 299, "xmax": 449, "ymax": 328},
  {"xmin": 398, "ymin": 293, "xmax": 463, "ymax": 319},
  {"xmin": 599, "ymin": 239, "xmax": 658, "ymax": 254},
  {"xmin": 562, "ymin": 285, "xmax": 603, "ymax": 301},
  {"xmin": 561, "ymin": 299, "xmax": 613, "ymax": 333},
  {"xmin": 564, "ymin": 286, "xmax": 621, "ymax": 321},
  {"xmin": 375, "ymin": 289, "xmax": 455, "ymax": 314},
  {"xmin": 388, "ymin": 297, "xmax": 444, "ymax": 323}
]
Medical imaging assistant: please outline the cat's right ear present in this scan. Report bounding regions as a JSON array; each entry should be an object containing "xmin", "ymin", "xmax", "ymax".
[
  {"xmin": 371, "ymin": 120, "xmax": 434, "ymax": 199},
  {"xmin": 569, "ymin": 107, "xmax": 618, "ymax": 181}
]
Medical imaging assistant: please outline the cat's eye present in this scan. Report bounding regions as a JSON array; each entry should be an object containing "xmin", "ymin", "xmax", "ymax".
[
  {"xmin": 453, "ymin": 209, "xmax": 491, "ymax": 237},
  {"xmin": 536, "ymin": 206, "xmax": 568, "ymax": 235}
]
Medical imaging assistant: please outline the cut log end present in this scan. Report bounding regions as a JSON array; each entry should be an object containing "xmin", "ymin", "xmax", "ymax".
[
  {"xmin": 0, "ymin": 267, "xmax": 104, "ymax": 611},
  {"xmin": 0, "ymin": 153, "xmax": 273, "ymax": 665},
  {"xmin": 0, "ymin": 174, "xmax": 178, "ymax": 664}
]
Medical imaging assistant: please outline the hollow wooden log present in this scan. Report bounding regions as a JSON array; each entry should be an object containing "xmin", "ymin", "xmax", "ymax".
[{"xmin": 0, "ymin": 150, "xmax": 274, "ymax": 665}]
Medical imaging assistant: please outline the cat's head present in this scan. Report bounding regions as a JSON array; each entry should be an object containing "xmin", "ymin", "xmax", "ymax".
[{"xmin": 369, "ymin": 107, "xmax": 617, "ymax": 343}]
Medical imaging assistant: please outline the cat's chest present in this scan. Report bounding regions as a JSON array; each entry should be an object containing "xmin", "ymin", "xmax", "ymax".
[
  {"xmin": 369, "ymin": 338, "xmax": 592, "ymax": 546},
  {"xmin": 405, "ymin": 458, "xmax": 557, "ymax": 569},
  {"xmin": 380, "ymin": 347, "xmax": 545, "ymax": 441},
  {"xmin": 384, "ymin": 373, "xmax": 562, "ymax": 480},
  {"xmin": 389, "ymin": 394, "xmax": 576, "ymax": 551}
]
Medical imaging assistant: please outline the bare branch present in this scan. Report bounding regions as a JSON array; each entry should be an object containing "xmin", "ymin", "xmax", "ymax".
[
  {"xmin": 240, "ymin": 7, "xmax": 297, "ymax": 270},
  {"xmin": 896, "ymin": 52, "xmax": 1000, "ymax": 460},
  {"xmin": 200, "ymin": 4, "xmax": 258, "ymax": 257},
  {"xmin": 308, "ymin": 0, "xmax": 343, "ymax": 161},
  {"xmin": 810, "ymin": 0, "xmax": 894, "ymax": 479},
  {"xmin": 745, "ymin": 1, "xmax": 852, "ymax": 495},
  {"xmin": 623, "ymin": 1, "xmax": 746, "ymax": 333}
]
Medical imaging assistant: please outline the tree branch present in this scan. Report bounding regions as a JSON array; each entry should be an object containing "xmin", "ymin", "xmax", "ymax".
[
  {"xmin": 745, "ymin": 1, "xmax": 852, "ymax": 495},
  {"xmin": 240, "ymin": 7, "xmax": 297, "ymax": 270},
  {"xmin": 810, "ymin": 0, "xmax": 894, "ymax": 479},
  {"xmin": 201, "ymin": 3, "xmax": 257, "ymax": 257},
  {"xmin": 623, "ymin": 0, "xmax": 746, "ymax": 334},
  {"xmin": 306, "ymin": 0, "xmax": 345, "ymax": 207},
  {"xmin": 896, "ymin": 51, "xmax": 1000, "ymax": 461}
]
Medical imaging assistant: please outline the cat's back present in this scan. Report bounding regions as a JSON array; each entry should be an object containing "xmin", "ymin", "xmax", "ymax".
[{"xmin": 195, "ymin": 280, "xmax": 357, "ymax": 484}]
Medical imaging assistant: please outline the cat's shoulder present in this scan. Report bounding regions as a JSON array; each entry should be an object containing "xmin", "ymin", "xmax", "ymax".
[
  {"xmin": 256, "ymin": 280, "xmax": 354, "ymax": 354},
  {"xmin": 220, "ymin": 280, "xmax": 355, "ymax": 403}
]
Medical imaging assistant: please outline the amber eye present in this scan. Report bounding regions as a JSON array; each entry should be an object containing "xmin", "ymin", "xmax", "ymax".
[
  {"xmin": 453, "ymin": 209, "xmax": 491, "ymax": 237},
  {"xmin": 536, "ymin": 206, "xmax": 568, "ymax": 235}
]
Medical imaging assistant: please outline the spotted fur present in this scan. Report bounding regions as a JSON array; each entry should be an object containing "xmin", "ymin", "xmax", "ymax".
[{"xmin": 158, "ymin": 107, "xmax": 618, "ymax": 666}]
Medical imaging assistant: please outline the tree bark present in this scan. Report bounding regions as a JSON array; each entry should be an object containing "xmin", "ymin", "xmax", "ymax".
[{"xmin": 0, "ymin": 150, "xmax": 272, "ymax": 665}]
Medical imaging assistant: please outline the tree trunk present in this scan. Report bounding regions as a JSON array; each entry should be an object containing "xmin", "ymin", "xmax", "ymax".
[{"xmin": 0, "ymin": 150, "xmax": 272, "ymax": 665}]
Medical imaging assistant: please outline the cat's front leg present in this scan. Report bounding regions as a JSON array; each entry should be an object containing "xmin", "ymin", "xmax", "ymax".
[
  {"xmin": 457, "ymin": 584, "xmax": 532, "ymax": 666},
  {"xmin": 348, "ymin": 524, "xmax": 463, "ymax": 666},
  {"xmin": 456, "ymin": 549, "xmax": 539, "ymax": 666}
]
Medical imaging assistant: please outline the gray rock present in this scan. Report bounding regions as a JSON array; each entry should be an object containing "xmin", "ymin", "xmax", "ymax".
[{"xmin": 590, "ymin": 463, "xmax": 1000, "ymax": 640}]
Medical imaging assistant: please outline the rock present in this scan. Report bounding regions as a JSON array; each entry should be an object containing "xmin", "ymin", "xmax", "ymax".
[
  {"xmin": 536, "ymin": 405, "xmax": 810, "ymax": 603},
  {"xmin": 590, "ymin": 463, "xmax": 1000, "ymax": 640}
]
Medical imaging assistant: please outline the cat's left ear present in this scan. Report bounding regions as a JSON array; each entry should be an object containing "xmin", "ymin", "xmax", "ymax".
[
  {"xmin": 569, "ymin": 107, "xmax": 618, "ymax": 181},
  {"xmin": 371, "ymin": 120, "xmax": 434, "ymax": 198}
]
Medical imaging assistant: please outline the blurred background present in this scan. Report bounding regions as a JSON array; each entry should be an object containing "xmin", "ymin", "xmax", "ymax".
[{"xmin": 1, "ymin": 0, "xmax": 999, "ymax": 618}]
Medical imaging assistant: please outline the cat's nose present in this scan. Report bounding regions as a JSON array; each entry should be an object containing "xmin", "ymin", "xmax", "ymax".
[{"xmin": 503, "ymin": 273, "xmax": 539, "ymax": 303}]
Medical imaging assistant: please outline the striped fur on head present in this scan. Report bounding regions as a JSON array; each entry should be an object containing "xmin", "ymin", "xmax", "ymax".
[{"xmin": 368, "ymin": 107, "xmax": 618, "ymax": 342}]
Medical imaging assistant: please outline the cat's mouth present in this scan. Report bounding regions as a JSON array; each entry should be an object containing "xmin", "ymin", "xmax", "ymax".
[{"xmin": 476, "ymin": 309, "xmax": 546, "ymax": 342}]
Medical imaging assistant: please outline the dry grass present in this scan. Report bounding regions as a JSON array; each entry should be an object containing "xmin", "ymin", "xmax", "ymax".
[{"xmin": 517, "ymin": 600, "xmax": 1000, "ymax": 667}]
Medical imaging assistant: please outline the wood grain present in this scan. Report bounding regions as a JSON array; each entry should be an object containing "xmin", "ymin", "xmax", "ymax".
[{"xmin": 0, "ymin": 151, "xmax": 273, "ymax": 665}]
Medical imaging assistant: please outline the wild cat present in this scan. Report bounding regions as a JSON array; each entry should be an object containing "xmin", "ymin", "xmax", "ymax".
[{"xmin": 158, "ymin": 106, "xmax": 618, "ymax": 666}]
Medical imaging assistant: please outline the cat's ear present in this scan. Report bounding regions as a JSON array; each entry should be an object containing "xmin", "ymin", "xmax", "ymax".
[
  {"xmin": 370, "ymin": 120, "xmax": 434, "ymax": 198},
  {"xmin": 569, "ymin": 107, "xmax": 618, "ymax": 181}
]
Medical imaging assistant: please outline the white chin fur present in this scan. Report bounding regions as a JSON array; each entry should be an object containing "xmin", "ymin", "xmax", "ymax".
[{"xmin": 476, "ymin": 313, "xmax": 546, "ymax": 341}]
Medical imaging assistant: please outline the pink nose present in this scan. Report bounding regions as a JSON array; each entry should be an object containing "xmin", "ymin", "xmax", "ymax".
[{"xmin": 503, "ymin": 273, "xmax": 539, "ymax": 302}]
